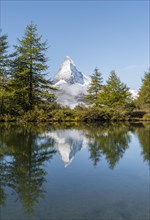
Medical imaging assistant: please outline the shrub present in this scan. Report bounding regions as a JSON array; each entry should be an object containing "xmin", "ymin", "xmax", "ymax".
[
  {"xmin": 22, "ymin": 107, "xmax": 48, "ymax": 122},
  {"xmin": 143, "ymin": 113, "xmax": 150, "ymax": 121},
  {"xmin": 0, "ymin": 114, "xmax": 16, "ymax": 122},
  {"xmin": 50, "ymin": 108, "xmax": 75, "ymax": 122}
]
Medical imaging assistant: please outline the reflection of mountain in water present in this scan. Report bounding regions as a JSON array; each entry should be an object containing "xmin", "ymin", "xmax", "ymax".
[
  {"xmin": 41, "ymin": 130, "xmax": 88, "ymax": 167},
  {"xmin": 1, "ymin": 123, "xmax": 149, "ymax": 219},
  {"xmin": 41, "ymin": 125, "xmax": 131, "ymax": 168}
]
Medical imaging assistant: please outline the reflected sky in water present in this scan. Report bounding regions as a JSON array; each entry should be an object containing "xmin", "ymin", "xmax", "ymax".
[{"xmin": 0, "ymin": 123, "xmax": 149, "ymax": 220}]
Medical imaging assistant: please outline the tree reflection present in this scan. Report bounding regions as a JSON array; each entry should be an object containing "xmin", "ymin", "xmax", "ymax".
[
  {"xmin": 86, "ymin": 124, "xmax": 131, "ymax": 168},
  {"xmin": 0, "ymin": 124, "xmax": 56, "ymax": 215},
  {"xmin": 88, "ymin": 139, "xmax": 102, "ymax": 167},
  {"xmin": 135, "ymin": 123, "xmax": 150, "ymax": 165},
  {"xmin": 0, "ymin": 156, "xmax": 7, "ymax": 206},
  {"xmin": 0, "ymin": 125, "xmax": 10, "ymax": 206},
  {"xmin": 0, "ymin": 122, "xmax": 149, "ymax": 217}
]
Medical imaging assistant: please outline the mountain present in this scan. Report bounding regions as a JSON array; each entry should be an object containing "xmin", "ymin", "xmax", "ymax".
[
  {"xmin": 52, "ymin": 56, "xmax": 138, "ymax": 108},
  {"xmin": 40, "ymin": 129, "xmax": 88, "ymax": 167},
  {"xmin": 129, "ymin": 89, "xmax": 138, "ymax": 99},
  {"xmin": 54, "ymin": 56, "xmax": 90, "ymax": 85},
  {"xmin": 53, "ymin": 56, "xmax": 91, "ymax": 108}
]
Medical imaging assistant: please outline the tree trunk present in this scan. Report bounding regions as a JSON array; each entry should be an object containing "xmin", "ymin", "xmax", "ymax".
[{"xmin": 29, "ymin": 64, "xmax": 33, "ymax": 110}]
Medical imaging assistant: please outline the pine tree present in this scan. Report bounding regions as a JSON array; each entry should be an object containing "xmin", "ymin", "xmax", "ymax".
[
  {"xmin": 86, "ymin": 68, "xmax": 103, "ymax": 106},
  {"xmin": 98, "ymin": 71, "xmax": 132, "ymax": 108},
  {"xmin": 9, "ymin": 23, "xmax": 54, "ymax": 112},
  {"xmin": 0, "ymin": 33, "xmax": 12, "ymax": 114},
  {"xmin": 137, "ymin": 70, "xmax": 150, "ymax": 108}
]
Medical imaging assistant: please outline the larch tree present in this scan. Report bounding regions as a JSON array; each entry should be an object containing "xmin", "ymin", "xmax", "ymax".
[
  {"xmin": 86, "ymin": 68, "xmax": 103, "ymax": 106},
  {"xmin": 0, "ymin": 33, "xmax": 12, "ymax": 114},
  {"xmin": 136, "ymin": 70, "xmax": 150, "ymax": 108},
  {"xmin": 9, "ymin": 23, "xmax": 55, "ymax": 112},
  {"xmin": 98, "ymin": 71, "xmax": 132, "ymax": 108}
]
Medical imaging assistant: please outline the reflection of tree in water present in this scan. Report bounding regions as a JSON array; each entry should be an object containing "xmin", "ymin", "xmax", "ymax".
[
  {"xmin": 135, "ymin": 123, "xmax": 150, "ymax": 165},
  {"xmin": 0, "ymin": 126, "xmax": 10, "ymax": 206},
  {"xmin": 0, "ymin": 124, "xmax": 56, "ymax": 215},
  {"xmin": 1, "ymin": 122, "xmax": 149, "ymax": 216},
  {"xmin": 88, "ymin": 140, "xmax": 102, "ymax": 167},
  {"xmin": 87, "ymin": 124, "xmax": 131, "ymax": 169},
  {"xmin": 0, "ymin": 156, "xmax": 7, "ymax": 206}
]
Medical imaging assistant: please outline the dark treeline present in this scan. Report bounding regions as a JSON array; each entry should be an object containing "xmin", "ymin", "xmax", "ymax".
[{"xmin": 0, "ymin": 23, "xmax": 150, "ymax": 122}]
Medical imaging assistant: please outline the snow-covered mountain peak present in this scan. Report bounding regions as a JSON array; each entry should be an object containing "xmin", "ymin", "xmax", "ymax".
[
  {"xmin": 129, "ymin": 89, "xmax": 138, "ymax": 99},
  {"xmin": 64, "ymin": 56, "xmax": 74, "ymax": 64},
  {"xmin": 54, "ymin": 56, "xmax": 85, "ymax": 84},
  {"xmin": 52, "ymin": 56, "xmax": 91, "ymax": 108}
]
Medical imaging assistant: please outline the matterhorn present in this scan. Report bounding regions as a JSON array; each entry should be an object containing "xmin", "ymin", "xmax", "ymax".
[
  {"xmin": 53, "ymin": 56, "xmax": 91, "ymax": 108},
  {"xmin": 52, "ymin": 56, "xmax": 138, "ymax": 108},
  {"xmin": 40, "ymin": 129, "xmax": 88, "ymax": 167}
]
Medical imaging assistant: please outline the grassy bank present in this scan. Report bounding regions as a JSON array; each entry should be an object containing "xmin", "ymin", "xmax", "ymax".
[{"xmin": 0, "ymin": 106, "xmax": 149, "ymax": 123}]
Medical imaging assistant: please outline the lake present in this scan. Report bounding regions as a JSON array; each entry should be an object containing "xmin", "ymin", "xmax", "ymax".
[{"xmin": 0, "ymin": 122, "xmax": 149, "ymax": 220}]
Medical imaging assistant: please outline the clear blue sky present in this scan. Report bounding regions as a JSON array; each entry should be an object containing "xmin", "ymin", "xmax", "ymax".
[{"xmin": 0, "ymin": 0, "xmax": 149, "ymax": 90}]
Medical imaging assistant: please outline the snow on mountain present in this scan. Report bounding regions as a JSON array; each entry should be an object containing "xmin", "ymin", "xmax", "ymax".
[
  {"xmin": 55, "ymin": 56, "xmax": 85, "ymax": 84},
  {"xmin": 53, "ymin": 56, "xmax": 91, "ymax": 108},
  {"xmin": 52, "ymin": 56, "xmax": 138, "ymax": 108},
  {"xmin": 129, "ymin": 89, "xmax": 138, "ymax": 99},
  {"xmin": 40, "ymin": 129, "xmax": 88, "ymax": 167}
]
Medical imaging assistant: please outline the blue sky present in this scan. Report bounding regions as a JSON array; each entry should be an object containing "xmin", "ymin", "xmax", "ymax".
[{"xmin": 0, "ymin": 0, "xmax": 149, "ymax": 90}]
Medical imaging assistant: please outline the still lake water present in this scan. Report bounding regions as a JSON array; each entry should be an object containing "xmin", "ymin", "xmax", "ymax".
[{"xmin": 0, "ymin": 122, "xmax": 149, "ymax": 220}]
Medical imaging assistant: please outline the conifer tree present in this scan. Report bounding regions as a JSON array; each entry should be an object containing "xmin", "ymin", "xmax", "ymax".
[
  {"xmin": 9, "ymin": 23, "xmax": 54, "ymax": 112},
  {"xmin": 98, "ymin": 71, "xmax": 131, "ymax": 108},
  {"xmin": 0, "ymin": 33, "xmax": 12, "ymax": 114},
  {"xmin": 137, "ymin": 70, "xmax": 150, "ymax": 108},
  {"xmin": 86, "ymin": 68, "xmax": 103, "ymax": 106}
]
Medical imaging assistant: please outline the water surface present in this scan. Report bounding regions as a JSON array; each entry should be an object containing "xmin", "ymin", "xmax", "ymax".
[{"xmin": 0, "ymin": 123, "xmax": 149, "ymax": 220}]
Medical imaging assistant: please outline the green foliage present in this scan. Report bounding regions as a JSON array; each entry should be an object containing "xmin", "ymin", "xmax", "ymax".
[
  {"xmin": 50, "ymin": 108, "xmax": 74, "ymax": 122},
  {"xmin": 0, "ymin": 34, "xmax": 11, "ymax": 78},
  {"xmin": 0, "ymin": 124, "xmax": 56, "ymax": 214},
  {"xmin": 74, "ymin": 106, "xmax": 111, "ymax": 122},
  {"xmin": 130, "ymin": 110, "xmax": 147, "ymax": 120},
  {"xmin": 85, "ymin": 68, "xmax": 103, "ymax": 106},
  {"xmin": 8, "ymin": 22, "xmax": 55, "ymax": 112},
  {"xmin": 22, "ymin": 107, "xmax": 48, "ymax": 122},
  {"xmin": 86, "ymin": 123, "xmax": 131, "ymax": 168},
  {"xmin": 135, "ymin": 124, "xmax": 150, "ymax": 165},
  {"xmin": 143, "ymin": 113, "xmax": 150, "ymax": 121},
  {"xmin": 0, "ymin": 113, "xmax": 16, "ymax": 122},
  {"xmin": 110, "ymin": 109, "xmax": 130, "ymax": 121},
  {"xmin": 136, "ymin": 70, "xmax": 150, "ymax": 108},
  {"xmin": 98, "ymin": 71, "xmax": 132, "ymax": 108},
  {"xmin": 0, "ymin": 33, "xmax": 13, "ymax": 114},
  {"xmin": 0, "ymin": 25, "xmax": 148, "ymax": 122}
]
